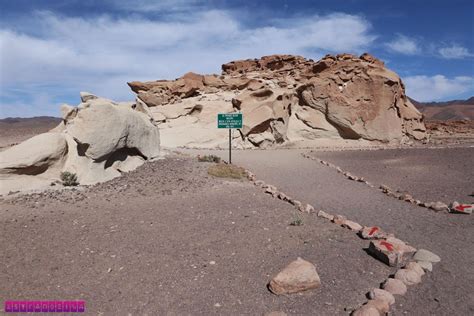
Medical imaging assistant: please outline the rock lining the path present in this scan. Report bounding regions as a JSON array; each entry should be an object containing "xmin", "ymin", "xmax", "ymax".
[{"xmin": 268, "ymin": 257, "xmax": 321, "ymax": 295}]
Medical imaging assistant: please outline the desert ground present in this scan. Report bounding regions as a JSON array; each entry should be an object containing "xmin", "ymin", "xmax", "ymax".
[
  {"xmin": 0, "ymin": 117, "xmax": 61, "ymax": 150},
  {"xmin": 1, "ymin": 121, "xmax": 473, "ymax": 315}
]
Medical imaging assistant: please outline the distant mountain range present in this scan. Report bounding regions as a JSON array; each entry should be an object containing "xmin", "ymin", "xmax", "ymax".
[
  {"xmin": 1, "ymin": 98, "xmax": 472, "ymax": 123},
  {"xmin": 410, "ymin": 97, "xmax": 474, "ymax": 121},
  {"xmin": 0, "ymin": 116, "xmax": 61, "ymax": 124}
]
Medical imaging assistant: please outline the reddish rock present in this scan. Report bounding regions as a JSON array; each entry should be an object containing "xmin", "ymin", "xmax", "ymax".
[
  {"xmin": 351, "ymin": 305, "xmax": 380, "ymax": 316},
  {"xmin": 430, "ymin": 201, "xmax": 449, "ymax": 212},
  {"xmin": 317, "ymin": 210, "xmax": 334, "ymax": 221},
  {"xmin": 382, "ymin": 278, "xmax": 407, "ymax": 295},
  {"xmin": 359, "ymin": 226, "xmax": 387, "ymax": 239},
  {"xmin": 368, "ymin": 288, "xmax": 395, "ymax": 305},
  {"xmin": 332, "ymin": 214, "xmax": 347, "ymax": 225},
  {"xmin": 342, "ymin": 220, "xmax": 363, "ymax": 231},
  {"xmin": 450, "ymin": 201, "xmax": 473, "ymax": 214},
  {"xmin": 368, "ymin": 238, "xmax": 416, "ymax": 267},
  {"xmin": 128, "ymin": 53, "xmax": 427, "ymax": 148},
  {"xmin": 300, "ymin": 204, "xmax": 315, "ymax": 213},
  {"xmin": 268, "ymin": 258, "xmax": 321, "ymax": 295},
  {"xmin": 394, "ymin": 268, "xmax": 422, "ymax": 286},
  {"xmin": 404, "ymin": 261, "xmax": 425, "ymax": 277}
]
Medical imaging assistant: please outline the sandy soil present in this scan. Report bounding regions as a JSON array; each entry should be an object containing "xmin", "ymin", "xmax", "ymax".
[
  {"xmin": 188, "ymin": 148, "xmax": 474, "ymax": 315},
  {"xmin": 314, "ymin": 147, "xmax": 474, "ymax": 204},
  {"xmin": 1, "ymin": 120, "xmax": 473, "ymax": 315},
  {"xmin": 1, "ymin": 156, "xmax": 391, "ymax": 315}
]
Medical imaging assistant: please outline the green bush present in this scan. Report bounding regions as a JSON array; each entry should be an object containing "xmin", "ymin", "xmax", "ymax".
[
  {"xmin": 198, "ymin": 154, "xmax": 222, "ymax": 163},
  {"xmin": 60, "ymin": 171, "xmax": 79, "ymax": 186}
]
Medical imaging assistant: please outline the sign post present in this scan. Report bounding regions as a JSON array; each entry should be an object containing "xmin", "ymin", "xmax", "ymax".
[{"xmin": 217, "ymin": 113, "xmax": 243, "ymax": 164}]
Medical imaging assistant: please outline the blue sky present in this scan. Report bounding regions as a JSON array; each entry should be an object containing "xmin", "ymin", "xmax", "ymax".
[{"xmin": 1, "ymin": 0, "xmax": 473, "ymax": 118}]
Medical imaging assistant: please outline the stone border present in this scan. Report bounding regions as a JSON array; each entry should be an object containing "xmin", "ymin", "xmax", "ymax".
[
  {"xmin": 300, "ymin": 152, "xmax": 469, "ymax": 215},
  {"xmin": 241, "ymin": 166, "xmax": 440, "ymax": 315}
]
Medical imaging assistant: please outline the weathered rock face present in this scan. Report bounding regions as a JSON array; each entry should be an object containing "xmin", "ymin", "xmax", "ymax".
[
  {"xmin": 0, "ymin": 94, "xmax": 160, "ymax": 194},
  {"xmin": 128, "ymin": 53, "xmax": 426, "ymax": 148}
]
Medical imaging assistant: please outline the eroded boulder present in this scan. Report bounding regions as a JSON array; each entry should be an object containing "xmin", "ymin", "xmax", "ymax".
[
  {"xmin": 0, "ymin": 94, "xmax": 160, "ymax": 194},
  {"xmin": 0, "ymin": 133, "xmax": 68, "ymax": 175}
]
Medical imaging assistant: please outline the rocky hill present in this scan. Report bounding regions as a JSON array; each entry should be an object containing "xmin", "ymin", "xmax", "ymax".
[
  {"xmin": 128, "ymin": 53, "xmax": 427, "ymax": 148},
  {"xmin": 410, "ymin": 97, "xmax": 473, "ymax": 121}
]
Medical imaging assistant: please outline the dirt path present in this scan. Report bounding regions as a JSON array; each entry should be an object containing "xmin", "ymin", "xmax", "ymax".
[
  {"xmin": 1, "ymin": 155, "xmax": 392, "ymax": 315},
  {"xmin": 314, "ymin": 147, "xmax": 474, "ymax": 204},
  {"xmin": 186, "ymin": 148, "xmax": 474, "ymax": 315}
]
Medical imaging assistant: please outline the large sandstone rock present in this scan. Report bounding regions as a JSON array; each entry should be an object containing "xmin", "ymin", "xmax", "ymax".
[
  {"xmin": 128, "ymin": 53, "xmax": 427, "ymax": 148},
  {"xmin": 0, "ymin": 94, "xmax": 160, "ymax": 194},
  {"xmin": 66, "ymin": 98, "xmax": 160, "ymax": 160},
  {"xmin": 0, "ymin": 133, "xmax": 67, "ymax": 175}
]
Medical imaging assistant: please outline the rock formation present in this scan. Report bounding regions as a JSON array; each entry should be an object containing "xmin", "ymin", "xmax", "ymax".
[
  {"xmin": 0, "ymin": 93, "xmax": 160, "ymax": 194},
  {"xmin": 128, "ymin": 53, "xmax": 426, "ymax": 148}
]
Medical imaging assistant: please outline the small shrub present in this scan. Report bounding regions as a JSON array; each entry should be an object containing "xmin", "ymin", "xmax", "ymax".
[
  {"xmin": 208, "ymin": 163, "xmax": 246, "ymax": 179},
  {"xmin": 60, "ymin": 171, "xmax": 79, "ymax": 186},
  {"xmin": 198, "ymin": 154, "xmax": 222, "ymax": 163},
  {"xmin": 290, "ymin": 213, "xmax": 303, "ymax": 226}
]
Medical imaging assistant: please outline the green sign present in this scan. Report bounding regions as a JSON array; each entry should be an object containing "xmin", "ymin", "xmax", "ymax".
[{"xmin": 217, "ymin": 113, "xmax": 243, "ymax": 129}]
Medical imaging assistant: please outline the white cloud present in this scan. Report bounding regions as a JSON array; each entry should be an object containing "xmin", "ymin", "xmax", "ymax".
[
  {"xmin": 385, "ymin": 34, "xmax": 420, "ymax": 55},
  {"xmin": 109, "ymin": 0, "xmax": 204, "ymax": 12},
  {"xmin": 0, "ymin": 10, "xmax": 376, "ymax": 117},
  {"xmin": 404, "ymin": 75, "xmax": 474, "ymax": 101},
  {"xmin": 438, "ymin": 44, "xmax": 473, "ymax": 59}
]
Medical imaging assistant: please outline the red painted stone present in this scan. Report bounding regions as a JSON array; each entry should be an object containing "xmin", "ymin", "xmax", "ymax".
[
  {"xmin": 455, "ymin": 204, "xmax": 470, "ymax": 212},
  {"xmin": 368, "ymin": 226, "xmax": 379, "ymax": 236},
  {"xmin": 380, "ymin": 241, "xmax": 394, "ymax": 251}
]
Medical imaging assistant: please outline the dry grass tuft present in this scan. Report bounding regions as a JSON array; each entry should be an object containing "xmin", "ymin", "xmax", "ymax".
[
  {"xmin": 198, "ymin": 154, "xmax": 222, "ymax": 163},
  {"xmin": 208, "ymin": 163, "xmax": 246, "ymax": 179}
]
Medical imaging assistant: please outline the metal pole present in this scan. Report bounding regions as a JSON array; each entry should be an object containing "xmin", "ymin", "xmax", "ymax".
[{"xmin": 229, "ymin": 128, "xmax": 232, "ymax": 164}]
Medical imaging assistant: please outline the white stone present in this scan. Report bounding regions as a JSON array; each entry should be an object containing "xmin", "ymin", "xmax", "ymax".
[
  {"xmin": 413, "ymin": 249, "xmax": 441, "ymax": 263},
  {"xmin": 416, "ymin": 260, "xmax": 433, "ymax": 272}
]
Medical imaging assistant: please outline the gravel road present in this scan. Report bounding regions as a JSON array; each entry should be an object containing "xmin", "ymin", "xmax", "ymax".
[
  {"xmin": 187, "ymin": 148, "xmax": 474, "ymax": 315},
  {"xmin": 1, "ymin": 155, "xmax": 390, "ymax": 315}
]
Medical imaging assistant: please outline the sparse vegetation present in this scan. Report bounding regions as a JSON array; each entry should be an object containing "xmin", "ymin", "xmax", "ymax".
[
  {"xmin": 290, "ymin": 212, "xmax": 304, "ymax": 226},
  {"xmin": 198, "ymin": 154, "xmax": 222, "ymax": 163},
  {"xmin": 207, "ymin": 163, "xmax": 246, "ymax": 179},
  {"xmin": 60, "ymin": 171, "xmax": 79, "ymax": 186}
]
